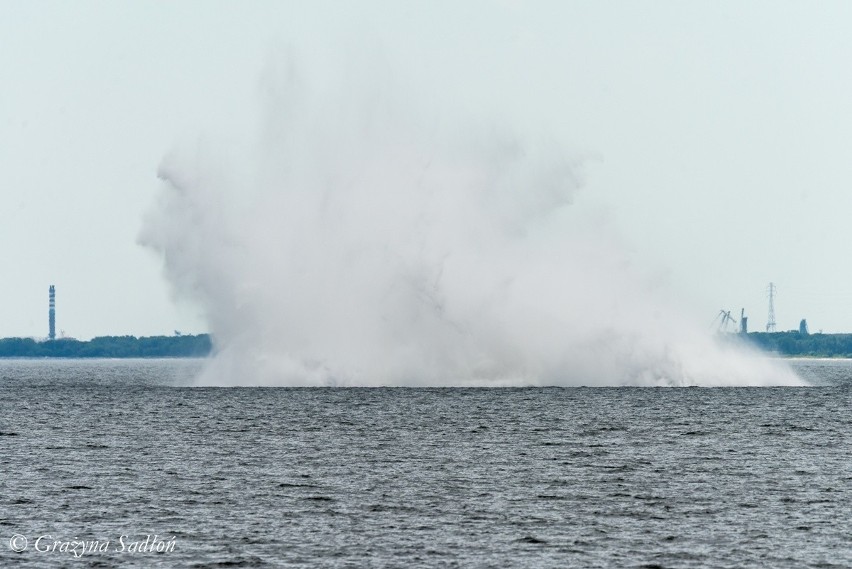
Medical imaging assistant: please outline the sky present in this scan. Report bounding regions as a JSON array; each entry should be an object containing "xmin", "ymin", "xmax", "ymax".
[{"xmin": 2, "ymin": 1, "xmax": 852, "ymax": 340}]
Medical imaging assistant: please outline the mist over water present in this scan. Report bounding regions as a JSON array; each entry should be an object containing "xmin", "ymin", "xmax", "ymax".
[{"xmin": 140, "ymin": 54, "xmax": 802, "ymax": 386}]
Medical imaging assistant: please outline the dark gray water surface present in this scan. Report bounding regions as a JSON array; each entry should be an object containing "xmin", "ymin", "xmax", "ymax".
[{"xmin": 1, "ymin": 359, "xmax": 850, "ymax": 568}]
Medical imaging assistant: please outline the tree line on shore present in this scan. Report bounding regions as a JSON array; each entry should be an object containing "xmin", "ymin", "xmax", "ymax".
[
  {"xmin": 739, "ymin": 332, "xmax": 852, "ymax": 358},
  {"xmin": 0, "ymin": 334, "xmax": 212, "ymax": 358},
  {"xmin": 1, "ymin": 331, "xmax": 851, "ymax": 358}
]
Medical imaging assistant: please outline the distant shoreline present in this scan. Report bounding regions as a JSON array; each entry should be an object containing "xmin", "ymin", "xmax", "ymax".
[
  {"xmin": 1, "ymin": 331, "xmax": 850, "ymax": 359},
  {"xmin": 782, "ymin": 355, "xmax": 852, "ymax": 360},
  {"xmin": 0, "ymin": 334, "xmax": 211, "ymax": 358},
  {"xmin": 738, "ymin": 332, "xmax": 852, "ymax": 359}
]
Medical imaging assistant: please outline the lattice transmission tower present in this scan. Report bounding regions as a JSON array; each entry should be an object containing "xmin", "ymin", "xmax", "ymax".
[{"xmin": 766, "ymin": 282, "xmax": 777, "ymax": 332}]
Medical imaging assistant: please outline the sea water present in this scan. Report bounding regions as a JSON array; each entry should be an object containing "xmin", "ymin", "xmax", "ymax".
[{"xmin": 1, "ymin": 358, "xmax": 850, "ymax": 567}]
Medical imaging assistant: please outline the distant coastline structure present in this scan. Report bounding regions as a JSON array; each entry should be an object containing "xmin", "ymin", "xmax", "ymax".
[
  {"xmin": 740, "ymin": 308, "xmax": 748, "ymax": 334},
  {"xmin": 48, "ymin": 285, "xmax": 56, "ymax": 341},
  {"xmin": 766, "ymin": 282, "xmax": 777, "ymax": 332}
]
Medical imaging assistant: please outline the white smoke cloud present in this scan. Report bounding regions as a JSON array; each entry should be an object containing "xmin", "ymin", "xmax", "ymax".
[{"xmin": 139, "ymin": 52, "xmax": 803, "ymax": 386}]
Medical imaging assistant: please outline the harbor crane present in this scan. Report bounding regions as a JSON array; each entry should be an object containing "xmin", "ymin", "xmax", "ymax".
[{"xmin": 711, "ymin": 309, "xmax": 738, "ymax": 333}]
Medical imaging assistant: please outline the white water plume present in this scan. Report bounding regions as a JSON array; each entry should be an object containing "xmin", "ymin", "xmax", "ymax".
[{"xmin": 140, "ymin": 55, "xmax": 803, "ymax": 386}]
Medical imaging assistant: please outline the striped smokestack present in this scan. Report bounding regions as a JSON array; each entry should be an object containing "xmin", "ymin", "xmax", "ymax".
[{"xmin": 49, "ymin": 285, "xmax": 55, "ymax": 341}]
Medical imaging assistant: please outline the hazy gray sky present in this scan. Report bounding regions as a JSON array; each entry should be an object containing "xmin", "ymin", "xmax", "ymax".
[{"xmin": 2, "ymin": 1, "xmax": 852, "ymax": 339}]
